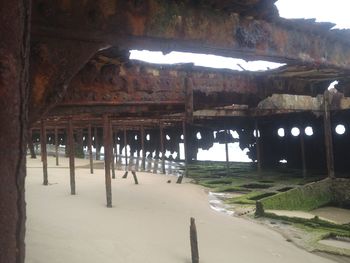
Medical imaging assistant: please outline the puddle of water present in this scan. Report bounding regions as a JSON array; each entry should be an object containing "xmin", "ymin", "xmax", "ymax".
[
  {"xmin": 208, "ymin": 192, "xmax": 234, "ymax": 216},
  {"xmin": 318, "ymin": 238, "xmax": 350, "ymax": 250}
]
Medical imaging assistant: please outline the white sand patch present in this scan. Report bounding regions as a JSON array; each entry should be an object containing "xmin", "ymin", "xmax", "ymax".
[{"xmin": 26, "ymin": 156, "xmax": 336, "ymax": 263}]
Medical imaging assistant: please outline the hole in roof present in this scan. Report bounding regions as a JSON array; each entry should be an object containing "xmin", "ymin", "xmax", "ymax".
[
  {"xmin": 130, "ymin": 50, "xmax": 285, "ymax": 72},
  {"xmin": 279, "ymin": 159, "xmax": 288, "ymax": 164},
  {"xmin": 166, "ymin": 134, "xmax": 171, "ymax": 141},
  {"xmin": 305, "ymin": 126, "xmax": 314, "ymax": 136},
  {"xmin": 253, "ymin": 130, "xmax": 260, "ymax": 138},
  {"xmin": 196, "ymin": 132, "xmax": 202, "ymax": 140},
  {"xmin": 275, "ymin": 0, "xmax": 350, "ymax": 29},
  {"xmin": 291, "ymin": 127, "xmax": 300, "ymax": 137},
  {"xmin": 277, "ymin": 128, "xmax": 285, "ymax": 137},
  {"xmin": 146, "ymin": 134, "xmax": 150, "ymax": 141},
  {"xmin": 181, "ymin": 134, "xmax": 184, "ymax": 140},
  {"xmin": 335, "ymin": 124, "xmax": 346, "ymax": 135},
  {"xmin": 134, "ymin": 135, "xmax": 138, "ymax": 140},
  {"xmin": 328, "ymin": 80, "xmax": 339, "ymax": 91},
  {"xmin": 231, "ymin": 130, "xmax": 239, "ymax": 139}
]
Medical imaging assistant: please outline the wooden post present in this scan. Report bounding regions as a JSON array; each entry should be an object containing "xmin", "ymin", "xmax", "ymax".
[
  {"xmin": 190, "ymin": 217, "xmax": 199, "ymax": 263},
  {"xmin": 225, "ymin": 129, "xmax": 230, "ymax": 177},
  {"xmin": 141, "ymin": 125, "xmax": 146, "ymax": 171},
  {"xmin": 255, "ymin": 120, "xmax": 262, "ymax": 176},
  {"xmin": 88, "ymin": 124, "xmax": 93, "ymax": 174},
  {"xmin": 300, "ymin": 131, "xmax": 307, "ymax": 177},
  {"xmin": 124, "ymin": 127, "xmax": 128, "ymax": 169},
  {"xmin": 160, "ymin": 123, "xmax": 166, "ymax": 174},
  {"xmin": 103, "ymin": 115, "xmax": 112, "ymax": 207},
  {"xmin": 41, "ymin": 120, "xmax": 48, "ymax": 185},
  {"xmin": 323, "ymin": 91, "xmax": 335, "ymax": 178},
  {"xmin": 110, "ymin": 124, "xmax": 115, "ymax": 179},
  {"xmin": 54, "ymin": 127, "xmax": 59, "ymax": 166},
  {"xmin": 68, "ymin": 118, "xmax": 76, "ymax": 195}
]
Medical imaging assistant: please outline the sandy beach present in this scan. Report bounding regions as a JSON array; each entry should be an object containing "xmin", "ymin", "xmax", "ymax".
[{"xmin": 25, "ymin": 156, "xmax": 337, "ymax": 263}]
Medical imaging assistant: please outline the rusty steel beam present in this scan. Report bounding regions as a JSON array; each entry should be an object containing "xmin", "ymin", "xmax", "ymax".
[
  {"xmin": 323, "ymin": 91, "xmax": 335, "ymax": 178},
  {"xmin": 68, "ymin": 118, "xmax": 76, "ymax": 195},
  {"xmin": 54, "ymin": 127, "xmax": 59, "ymax": 166},
  {"xmin": 88, "ymin": 124, "xmax": 93, "ymax": 174},
  {"xmin": 40, "ymin": 119, "xmax": 48, "ymax": 185},
  {"xmin": 32, "ymin": 0, "xmax": 350, "ymax": 69},
  {"xmin": 103, "ymin": 115, "xmax": 112, "ymax": 207}
]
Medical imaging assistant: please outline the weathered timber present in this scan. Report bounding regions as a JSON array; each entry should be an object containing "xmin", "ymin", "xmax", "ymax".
[
  {"xmin": 68, "ymin": 118, "xmax": 76, "ymax": 195},
  {"xmin": 103, "ymin": 115, "xmax": 112, "ymax": 207}
]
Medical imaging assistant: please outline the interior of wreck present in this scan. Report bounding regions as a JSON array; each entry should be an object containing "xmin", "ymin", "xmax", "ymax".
[{"xmin": 1, "ymin": 0, "xmax": 350, "ymax": 262}]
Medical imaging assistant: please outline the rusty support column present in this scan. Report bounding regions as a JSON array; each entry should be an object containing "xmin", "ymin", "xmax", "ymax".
[
  {"xmin": 54, "ymin": 127, "xmax": 59, "ymax": 166},
  {"xmin": 88, "ymin": 124, "xmax": 93, "ymax": 174},
  {"xmin": 323, "ymin": 91, "xmax": 335, "ymax": 178},
  {"xmin": 190, "ymin": 217, "xmax": 199, "ymax": 263},
  {"xmin": 185, "ymin": 76, "xmax": 194, "ymax": 123},
  {"xmin": 111, "ymin": 125, "xmax": 115, "ymax": 179},
  {"xmin": 41, "ymin": 120, "xmax": 48, "ymax": 185},
  {"xmin": 160, "ymin": 123, "xmax": 166, "ymax": 174},
  {"xmin": 225, "ymin": 129, "xmax": 230, "ymax": 177},
  {"xmin": 68, "ymin": 118, "xmax": 76, "ymax": 195},
  {"xmin": 0, "ymin": 1, "xmax": 30, "ymax": 261},
  {"xmin": 94, "ymin": 127, "xmax": 100, "ymax": 160},
  {"xmin": 255, "ymin": 120, "xmax": 262, "ymax": 176},
  {"xmin": 124, "ymin": 127, "xmax": 128, "ymax": 170},
  {"xmin": 300, "ymin": 131, "xmax": 307, "ymax": 177},
  {"xmin": 28, "ymin": 128, "xmax": 36, "ymax": 159},
  {"xmin": 103, "ymin": 115, "xmax": 112, "ymax": 207},
  {"xmin": 141, "ymin": 126, "xmax": 146, "ymax": 171}
]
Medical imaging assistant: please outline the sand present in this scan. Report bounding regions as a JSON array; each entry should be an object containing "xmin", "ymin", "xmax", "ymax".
[{"xmin": 25, "ymin": 156, "xmax": 337, "ymax": 263}]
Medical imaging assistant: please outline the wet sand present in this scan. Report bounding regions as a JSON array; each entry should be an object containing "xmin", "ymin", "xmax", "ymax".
[{"xmin": 26, "ymin": 156, "xmax": 337, "ymax": 263}]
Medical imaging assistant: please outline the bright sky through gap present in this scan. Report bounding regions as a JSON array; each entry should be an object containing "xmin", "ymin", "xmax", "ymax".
[{"xmin": 276, "ymin": 0, "xmax": 350, "ymax": 29}]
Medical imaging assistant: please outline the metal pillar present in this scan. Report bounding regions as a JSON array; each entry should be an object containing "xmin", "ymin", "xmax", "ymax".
[
  {"xmin": 124, "ymin": 127, "xmax": 128, "ymax": 169},
  {"xmin": 323, "ymin": 91, "xmax": 335, "ymax": 178},
  {"xmin": 141, "ymin": 125, "xmax": 146, "ymax": 171},
  {"xmin": 300, "ymin": 131, "xmax": 307, "ymax": 177},
  {"xmin": 225, "ymin": 129, "xmax": 230, "ymax": 176},
  {"xmin": 40, "ymin": 119, "xmax": 48, "ymax": 185},
  {"xmin": 103, "ymin": 115, "xmax": 112, "ymax": 207},
  {"xmin": 160, "ymin": 123, "xmax": 165, "ymax": 174},
  {"xmin": 68, "ymin": 118, "xmax": 76, "ymax": 195},
  {"xmin": 54, "ymin": 127, "xmax": 59, "ymax": 166},
  {"xmin": 88, "ymin": 124, "xmax": 93, "ymax": 174},
  {"xmin": 255, "ymin": 120, "xmax": 262, "ymax": 175}
]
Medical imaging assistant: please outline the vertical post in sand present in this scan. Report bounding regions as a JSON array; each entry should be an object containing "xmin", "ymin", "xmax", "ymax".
[
  {"xmin": 88, "ymin": 124, "xmax": 93, "ymax": 174},
  {"xmin": 141, "ymin": 125, "xmax": 146, "ymax": 171},
  {"xmin": 54, "ymin": 127, "xmax": 59, "ymax": 166},
  {"xmin": 103, "ymin": 115, "xmax": 112, "ymax": 207},
  {"xmin": 300, "ymin": 131, "xmax": 307, "ymax": 177},
  {"xmin": 41, "ymin": 119, "xmax": 48, "ymax": 185},
  {"xmin": 255, "ymin": 120, "xmax": 262, "ymax": 176},
  {"xmin": 68, "ymin": 118, "xmax": 76, "ymax": 195},
  {"xmin": 94, "ymin": 127, "xmax": 99, "ymax": 160},
  {"xmin": 177, "ymin": 121, "xmax": 187, "ymax": 184},
  {"xmin": 124, "ymin": 127, "xmax": 128, "ymax": 169},
  {"xmin": 110, "ymin": 124, "xmax": 115, "ymax": 179},
  {"xmin": 28, "ymin": 128, "xmax": 36, "ymax": 158},
  {"xmin": 160, "ymin": 123, "xmax": 165, "ymax": 174},
  {"xmin": 190, "ymin": 217, "xmax": 199, "ymax": 263},
  {"xmin": 225, "ymin": 129, "xmax": 230, "ymax": 177},
  {"xmin": 132, "ymin": 171, "xmax": 139, "ymax": 185},
  {"xmin": 323, "ymin": 91, "xmax": 335, "ymax": 178}
]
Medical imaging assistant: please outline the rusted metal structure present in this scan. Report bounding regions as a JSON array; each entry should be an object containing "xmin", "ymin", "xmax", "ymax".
[{"xmin": 2, "ymin": 0, "xmax": 350, "ymax": 262}]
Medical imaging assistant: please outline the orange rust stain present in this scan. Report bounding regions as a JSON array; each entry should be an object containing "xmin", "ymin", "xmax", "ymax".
[
  {"xmin": 126, "ymin": 12, "xmax": 147, "ymax": 36},
  {"xmin": 32, "ymin": 74, "xmax": 49, "ymax": 105}
]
